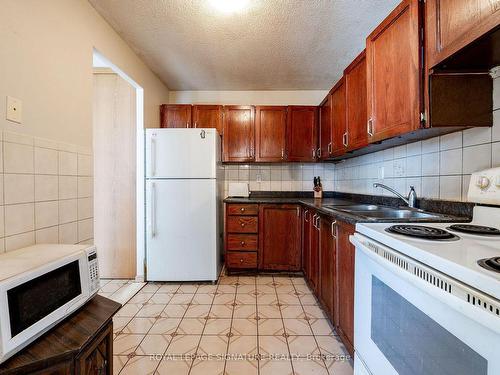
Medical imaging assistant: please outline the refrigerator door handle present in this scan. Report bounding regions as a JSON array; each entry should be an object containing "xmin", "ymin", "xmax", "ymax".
[
  {"xmin": 151, "ymin": 183, "xmax": 157, "ymax": 237},
  {"xmin": 151, "ymin": 136, "xmax": 157, "ymax": 176}
]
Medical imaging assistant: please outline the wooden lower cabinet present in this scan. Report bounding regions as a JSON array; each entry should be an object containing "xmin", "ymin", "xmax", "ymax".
[
  {"xmin": 309, "ymin": 211, "xmax": 320, "ymax": 293},
  {"xmin": 335, "ymin": 220, "xmax": 355, "ymax": 356},
  {"xmin": 76, "ymin": 324, "xmax": 113, "ymax": 375},
  {"xmin": 319, "ymin": 214, "xmax": 336, "ymax": 320},
  {"xmin": 224, "ymin": 202, "xmax": 355, "ymax": 356},
  {"xmin": 302, "ymin": 209, "xmax": 312, "ymax": 276},
  {"xmin": 0, "ymin": 296, "xmax": 120, "ymax": 375},
  {"xmin": 226, "ymin": 252, "xmax": 258, "ymax": 269},
  {"xmin": 225, "ymin": 204, "xmax": 259, "ymax": 270},
  {"xmin": 259, "ymin": 204, "xmax": 302, "ymax": 271}
]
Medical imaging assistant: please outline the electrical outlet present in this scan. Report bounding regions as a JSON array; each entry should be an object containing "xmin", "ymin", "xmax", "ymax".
[{"xmin": 6, "ymin": 96, "xmax": 22, "ymax": 123}]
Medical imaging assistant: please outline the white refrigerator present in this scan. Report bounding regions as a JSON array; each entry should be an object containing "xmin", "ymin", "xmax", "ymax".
[{"xmin": 145, "ymin": 128, "xmax": 223, "ymax": 282}]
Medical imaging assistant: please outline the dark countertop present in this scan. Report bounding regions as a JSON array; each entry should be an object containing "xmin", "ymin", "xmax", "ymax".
[{"xmin": 224, "ymin": 194, "xmax": 470, "ymax": 225}]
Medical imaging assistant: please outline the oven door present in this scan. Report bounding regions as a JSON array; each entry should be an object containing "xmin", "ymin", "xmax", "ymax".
[
  {"xmin": 352, "ymin": 234, "xmax": 500, "ymax": 375},
  {"xmin": 0, "ymin": 253, "xmax": 91, "ymax": 362}
]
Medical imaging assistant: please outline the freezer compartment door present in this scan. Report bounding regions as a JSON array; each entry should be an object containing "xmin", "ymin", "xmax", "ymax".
[
  {"xmin": 146, "ymin": 179, "xmax": 220, "ymax": 281},
  {"xmin": 146, "ymin": 128, "xmax": 218, "ymax": 178}
]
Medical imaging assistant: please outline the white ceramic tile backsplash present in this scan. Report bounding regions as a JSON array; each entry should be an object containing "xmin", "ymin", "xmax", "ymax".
[
  {"xmin": 224, "ymin": 163, "xmax": 334, "ymax": 197},
  {"xmin": 333, "ymin": 75, "xmax": 500, "ymax": 202},
  {"xmin": 0, "ymin": 131, "xmax": 93, "ymax": 252}
]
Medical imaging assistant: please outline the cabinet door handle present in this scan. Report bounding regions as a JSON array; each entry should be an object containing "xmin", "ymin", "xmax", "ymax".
[
  {"xmin": 312, "ymin": 149, "xmax": 316, "ymax": 159},
  {"xmin": 343, "ymin": 132, "xmax": 348, "ymax": 147},
  {"xmin": 281, "ymin": 148, "xmax": 285, "ymax": 159},
  {"xmin": 312, "ymin": 214, "xmax": 317, "ymax": 228},
  {"xmin": 304, "ymin": 210, "xmax": 309, "ymax": 222},
  {"xmin": 317, "ymin": 148, "xmax": 322, "ymax": 158},
  {"xmin": 331, "ymin": 220, "xmax": 337, "ymax": 239},
  {"xmin": 367, "ymin": 118, "xmax": 373, "ymax": 136},
  {"xmin": 328, "ymin": 142, "xmax": 332, "ymax": 154},
  {"xmin": 151, "ymin": 183, "xmax": 156, "ymax": 237},
  {"xmin": 194, "ymin": 121, "xmax": 197, "ymax": 128},
  {"xmin": 316, "ymin": 216, "xmax": 321, "ymax": 230},
  {"xmin": 186, "ymin": 122, "xmax": 189, "ymax": 128}
]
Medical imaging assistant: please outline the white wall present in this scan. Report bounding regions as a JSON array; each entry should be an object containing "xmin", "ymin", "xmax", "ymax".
[
  {"xmin": 169, "ymin": 90, "xmax": 328, "ymax": 105},
  {"xmin": 0, "ymin": 0, "xmax": 170, "ymax": 149}
]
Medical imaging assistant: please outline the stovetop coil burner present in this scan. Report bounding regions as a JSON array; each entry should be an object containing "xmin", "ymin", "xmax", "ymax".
[
  {"xmin": 478, "ymin": 257, "xmax": 500, "ymax": 273},
  {"xmin": 447, "ymin": 224, "xmax": 500, "ymax": 236},
  {"xmin": 386, "ymin": 225, "xmax": 460, "ymax": 241}
]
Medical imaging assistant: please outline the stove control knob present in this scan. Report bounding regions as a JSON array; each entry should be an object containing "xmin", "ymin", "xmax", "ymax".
[{"xmin": 476, "ymin": 176, "xmax": 490, "ymax": 189}]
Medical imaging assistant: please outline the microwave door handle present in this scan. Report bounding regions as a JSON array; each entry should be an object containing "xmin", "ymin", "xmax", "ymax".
[{"xmin": 151, "ymin": 183, "xmax": 157, "ymax": 237}]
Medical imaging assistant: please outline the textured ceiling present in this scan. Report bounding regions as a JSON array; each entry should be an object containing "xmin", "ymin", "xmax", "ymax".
[{"xmin": 89, "ymin": 0, "xmax": 400, "ymax": 90}]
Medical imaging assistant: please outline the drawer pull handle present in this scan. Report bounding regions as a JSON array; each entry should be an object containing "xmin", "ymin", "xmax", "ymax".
[
  {"xmin": 241, "ymin": 223, "xmax": 245, "ymax": 227},
  {"xmin": 240, "ymin": 207, "xmax": 245, "ymax": 212},
  {"xmin": 240, "ymin": 258, "xmax": 244, "ymax": 263},
  {"xmin": 241, "ymin": 241, "xmax": 245, "ymax": 246}
]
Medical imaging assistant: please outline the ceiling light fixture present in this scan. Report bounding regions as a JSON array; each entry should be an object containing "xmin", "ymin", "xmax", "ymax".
[{"xmin": 208, "ymin": 0, "xmax": 249, "ymax": 14}]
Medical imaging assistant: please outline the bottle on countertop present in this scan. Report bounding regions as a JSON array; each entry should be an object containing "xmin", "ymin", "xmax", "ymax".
[{"xmin": 314, "ymin": 176, "xmax": 323, "ymax": 199}]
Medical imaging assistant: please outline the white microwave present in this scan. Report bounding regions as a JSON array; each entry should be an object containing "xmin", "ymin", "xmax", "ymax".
[{"xmin": 0, "ymin": 244, "xmax": 100, "ymax": 364}]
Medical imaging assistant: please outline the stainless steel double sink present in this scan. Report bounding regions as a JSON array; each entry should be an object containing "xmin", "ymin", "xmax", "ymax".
[{"xmin": 323, "ymin": 204, "xmax": 447, "ymax": 220}]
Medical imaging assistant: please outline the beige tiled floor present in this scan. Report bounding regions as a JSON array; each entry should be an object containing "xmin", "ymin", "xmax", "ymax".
[
  {"xmin": 99, "ymin": 279, "xmax": 146, "ymax": 304},
  {"xmin": 112, "ymin": 274, "xmax": 353, "ymax": 375}
]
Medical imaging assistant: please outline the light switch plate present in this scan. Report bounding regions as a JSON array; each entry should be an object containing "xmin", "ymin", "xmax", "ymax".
[{"xmin": 6, "ymin": 96, "xmax": 22, "ymax": 123}]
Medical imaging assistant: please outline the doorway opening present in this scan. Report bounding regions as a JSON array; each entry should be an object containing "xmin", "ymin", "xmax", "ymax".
[{"xmin": 92, "ymin": 50, "xmax": 145, "ymax": 290}]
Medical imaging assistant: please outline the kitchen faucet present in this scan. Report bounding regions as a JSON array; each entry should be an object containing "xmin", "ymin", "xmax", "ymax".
[{"xmin": 373, "ymin": 183, "xmax": 417, "ymax": 208}]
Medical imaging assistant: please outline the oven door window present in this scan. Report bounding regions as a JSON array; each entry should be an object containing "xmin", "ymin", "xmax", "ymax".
[
  {"xmin": 371, "ymin": 276, "xmax": 487, "ymax": 375},
  {"xmin": 7, "ymin": 260, "xmax": 82, "ymax": 337}
]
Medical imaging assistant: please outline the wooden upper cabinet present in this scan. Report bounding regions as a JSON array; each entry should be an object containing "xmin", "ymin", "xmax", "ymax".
[
  {"xmin": 319, "ymin": 94, "xmax": 333, "ymax": 159},
  {"xmin": 255, "ymin": 106, "xmax": 287, "ymax": 162},
  {"xmin": 426, "ymin": 0, "xmax": 500, "ymax": 69},
  {"xmin": 366, "ymin": 0, "xmax": 423, "ymax": 143},
  {"xmin": 223, "ymin": 106, "xmax": 255, "ymax": 162},
  {"xmin": 160, "ymin": 104, "xmax": 192, "ymax": 128},
  {"xmin": 331, "ymin": 78, "xmax": 347, "ymax": 156},
  {"xmin": 259, "ymin": 204, "xmax": 302, "ymax": 271},
  {"xmin": 344, "ymin": 51, "xmax": 368, "ymax": 151},
  {"xmin": 286, "ymin": 106, "xmax": 318, "ymax": 162},
  {"xmin": 192, "ymin": 105, "xmax": 223, "ymax": 133}
]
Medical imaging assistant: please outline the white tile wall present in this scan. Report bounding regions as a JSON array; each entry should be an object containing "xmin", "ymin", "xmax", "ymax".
[
  {"xmin": 333, "ymin": 76, "xmax": 500, "ymax": 202},
  {"xmin": 0, "ymin": 131, "xmax": 93, "ymax": 252},
  {"xmin": 224, "ymin": 163, "xmax": 334, "ymax": 197}
]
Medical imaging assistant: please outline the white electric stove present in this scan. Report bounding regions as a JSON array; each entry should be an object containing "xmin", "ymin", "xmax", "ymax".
[{"xmin": 351, "ymin": 167, "xmax": 500, "ymax": 375}]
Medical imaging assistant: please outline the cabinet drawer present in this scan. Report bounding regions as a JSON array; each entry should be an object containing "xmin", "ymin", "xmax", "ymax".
[
  {"xmin": 226, "ymin": 252, "xmax": 257, "ymax": 269},
  {"xmin": 227, "ymin": 234, "xmax": 258, "ymax": 251},
  {"xmin": 227, "ymin": 216, "xmax": 258, "ymax": 233},
  {"xmin": 227, "ymin": 204, "xmax": 259, "ymax": 216}
]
